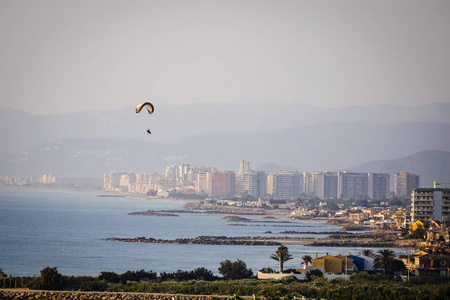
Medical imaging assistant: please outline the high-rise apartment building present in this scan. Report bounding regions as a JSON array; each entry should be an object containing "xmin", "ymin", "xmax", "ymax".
[
  {"xmin": 411, "ymin": 183, "xmax": 450, "ymax": 222},
  {"xmin": 165, "ymin": 165, "xmax": 177, "ymax": 179},
  {"xmin": 395, "ymin": 172, "xmax": 420, "ymax": 198},
  {"xmin": 207, "ymin": 171, "xmax": 236, "ymax": 197},
  {"xmin": 149, "ymin": 173, "xmax": 177, "ymax": 191},
  {"xmin": 42, "ymin": 174, "xmax": 55, "ymax": 184},
  {"xmin": 177, "ymin": 164, "xmax": 191, "ymax": 180},
  {"xmin": 302, "ymin": 172, "xmax": 314, "ymax": 196},
  {"xmin": 242, "ymin": 171, "xmax": 267, "ymax": 198},
  {"xmin": 195, "ymin": 172, "xmax": 208, "ymax": 195},
  {"xmin": 267, "ymin": 171, "xmax": 302, "ymax": 199},
  {"xmin": 120, "ymin": 173, "xmax": 136, "ymax": 188},
  {"xmin": 129, "ymin": 173, "xmax": 150, "ymax": 194},
  {"xmin": 238, "ymin": 160, "xmax": 251, "ymax": 177},
  {"xmin": 103, "ymin": 171, "xmax": 122, "ymax": 191},
  {"xmin": 314, "ymin": 171, "xmax": 390, "ymax": 200},
  {"xmin": 368, "ymin": 173, "xmax": 390, "ymax": 200},
  {"xmin": 337, "ymin": 172, "xmax": 369, "ymax": 200},
  {"xmin": 103, "ymin": 172, "xmax": 137, "ymax": 192},
  {"xmin": 313, "ymin": 171, "xmax": 338, "ymax": 199}
]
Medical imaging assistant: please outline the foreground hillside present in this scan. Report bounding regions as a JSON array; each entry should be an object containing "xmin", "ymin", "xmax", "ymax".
[{"xmin": 2, "ymin": 277, "xmax": 449, "ymax": 300}]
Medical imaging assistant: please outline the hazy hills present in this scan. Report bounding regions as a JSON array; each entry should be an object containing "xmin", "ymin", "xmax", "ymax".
[
  {"xmin": 0, "ymin": 123, "xmax": 449, "ymax": 180},
  {"xmin": 1, "ymin": 102, "xmax": 450, "ymax": 152},
  {"xmin": 0, "ymin": 102, "xmax": 449, "ymax": 180},
  {"xmin": 347, "ymin": 150, "xmax": 450, "ymax": 187}
]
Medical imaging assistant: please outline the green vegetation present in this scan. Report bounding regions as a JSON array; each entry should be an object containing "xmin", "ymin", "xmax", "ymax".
[
  {"xmin": 301, "ymin": 255, "xmax": 312, "ymax": 267},
  {"xmin": 218, "ymin": 259, "xmax": 253, "ymax": 279},
  {"xmin": 31, "ymin": 267, "xmax": 64, "ymax": 290},
  {"xmin": 360, "ymin": 249, "xmax": 373, "ymax": 256},
  {"xmin": 305, "ymin": 269, "xmax": 324, "ymax": 281},
  {"xmin": 3, "ymin": 270, "xmax": 450, "ymax": 299},
  {"xmin": 374, "ymin": 249, "xmax": 405, "ymax": 274},
  {"xmin": 2, "ymin": 264, "xmax": 450, "ymax": 299}
]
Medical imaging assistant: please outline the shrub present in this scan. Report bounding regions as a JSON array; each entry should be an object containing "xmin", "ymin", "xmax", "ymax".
[
  {"xmin": 218, "ymin": 259, "xmax": 253, "ymax": 279},
  {"xmin": 30, "ymin": 267, "xmax": 64, "ymax": 290},
  {"xmin": 305, "ymin": 269, "xmax": 323, "ymax": 281},
  {"xmin": 99, "ymin": 271, "xmax": 120, "ymax": 283}
]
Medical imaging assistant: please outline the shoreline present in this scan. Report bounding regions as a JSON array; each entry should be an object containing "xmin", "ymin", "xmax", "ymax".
[
  {"xmin": 2, "ymin": 185, "xmax": 421, "ymax": 249},
  {"xmin": 0, "ymin": 185, "xmax": 194, "ymax": 203}
]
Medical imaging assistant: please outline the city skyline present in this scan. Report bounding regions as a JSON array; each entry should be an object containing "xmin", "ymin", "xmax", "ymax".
[{"xmin": 6, "ymin": 160, "xmax": 432, "ymax": 201}]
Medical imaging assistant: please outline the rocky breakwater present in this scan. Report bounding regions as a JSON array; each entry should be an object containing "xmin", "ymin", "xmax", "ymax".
[
  {"xmin": 0, "ymin": 289, "xmax": 250, "ymax": 300},
  {"xmin": 105, "ymin": 235, "xmax": 281, "ymax": 246},
  {"xmin": 129, "ymin": 210, "xmax": 179, "ymax": 217},
  {"xmin": 306, "ymin": 230, "xmax": 420, "ymax": 248},
  {"xmin": 223, "ymin": 216, "xmax": 250, "ymax": 222}
]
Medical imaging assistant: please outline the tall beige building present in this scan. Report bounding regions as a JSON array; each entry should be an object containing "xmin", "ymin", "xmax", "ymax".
[
  {"xmin": 411, "ymin": 183, "xmax": 450, "ymax": 222},
  {"xmin": 207, "ymin": 171, "xmax": 236, "ymax": 197},
  {"xmin": 42, "ymin": 174, "xmax": 55, "ymax": 184},
  {"xmin": 302, "ymin": 172, "xmax": 313, "ymax": 196},
  {"xmin": 238, "ymin": 160, "xmax": 251, "ymax": 177},
  {"xmin": 103, "ymin": 171, "xmax": 122, "ymax": 191},
  {"xmin": 195, "ymin": 172, "xmax": 208, "ymax": 195}
]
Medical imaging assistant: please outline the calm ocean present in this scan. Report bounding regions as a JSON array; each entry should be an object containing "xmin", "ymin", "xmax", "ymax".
[{"xmin": 0, "ymin": 187, "xmax": 406, "ymax": 276}]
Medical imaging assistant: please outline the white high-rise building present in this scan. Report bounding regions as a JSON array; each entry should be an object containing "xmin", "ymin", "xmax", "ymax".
[
  {"xmin": 103, "ymin": 171, "xmax": 122, "ymax": 191},
  {"xmin": 195, "ymin": 172, "xmax": 208, "ymax": 195},
  {"xmin": 177, "ymin": 164, "xmax": 191, "ymax": 180},
  {"xmin": 302, "ymin": 172, "xmax": 314, "ymax": 196},
  {"xmin": 243, "ymin": 171, "xmax": 267, "ymax": 198},
  {"xmin": 165, "ymin": 165, "xmax": 177, "ymax": 179},
  {"xmin": 337, "ymin": 172, "xmax": 369, "ymax": 200},
  {"xmin": 238, "ymin": 160, "xmax": 251, "ymax": 177},
  {"xmin": 411, "ymin": 183, "xmax": 450, "ymax": 222},
  {"xmin": 313, "ymin": 171, "xmax": 338, "ymax": 199},
  {"xmin": 267, "ymin": 171, "xmax": 302, "ymax": 199}
]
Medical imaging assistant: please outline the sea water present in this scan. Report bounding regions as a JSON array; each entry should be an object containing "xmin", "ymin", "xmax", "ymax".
[{"xmin": 0, "ymin": 187, "xmax": 407, "ymax": 276}]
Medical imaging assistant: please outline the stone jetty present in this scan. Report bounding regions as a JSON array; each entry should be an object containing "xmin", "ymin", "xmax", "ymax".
[
  {"xmin": 223, "ymin": 216, "xmax": 250, "ymax": 222},
  {"xmin": 105, "ymin": 236, "xmax": 281, "ymax": 246},
  {"xmin": 105, "ymin": 231, "xmax": 420, "ymax": 248},
  {"xmin": 128, "ymin": 210, "xmax": 179, "ymax": 217}
]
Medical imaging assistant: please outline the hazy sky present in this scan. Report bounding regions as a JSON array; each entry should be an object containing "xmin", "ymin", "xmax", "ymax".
[{"xmin": 1, "ymin": 0, "xmax": 450, "ymax": 115}]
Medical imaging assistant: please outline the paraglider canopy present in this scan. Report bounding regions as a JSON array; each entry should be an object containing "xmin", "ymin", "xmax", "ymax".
[{"xmin": 136, "ymin": 102, "xmax": 154, "ymax": 114}]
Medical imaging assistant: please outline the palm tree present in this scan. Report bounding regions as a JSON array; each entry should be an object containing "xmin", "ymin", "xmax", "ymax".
[
  {"xmin": 301, "ymin": 255, "xmax": 313, "ymax": 267},
  {"xmin": 360, "ymin": 249, "xmax": 373, "ymax": 256},
  {"xmin": 270, "ymin": 245, "xmax": 293, "ymax": 274},
  {"xmin": 373, "ymin": 249, "xmax": 396, "ymax": 273}
]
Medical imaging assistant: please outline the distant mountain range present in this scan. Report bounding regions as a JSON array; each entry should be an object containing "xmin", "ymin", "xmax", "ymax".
[
  {"xmin": 0, "ymin": 102, "xmax": 449, "ymax": 183},
  {"xmin": 347, "ymin": 150, "xmax": 450, "ymax": 188},
  {"xmin": 1, "ymin": 102, "xmax": 449, "ymax": 152}
]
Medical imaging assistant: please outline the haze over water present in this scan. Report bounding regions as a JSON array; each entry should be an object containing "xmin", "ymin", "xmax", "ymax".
[{"xmin": 0, "ymin": 187, "xmax": 407, "ymax": 277}]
